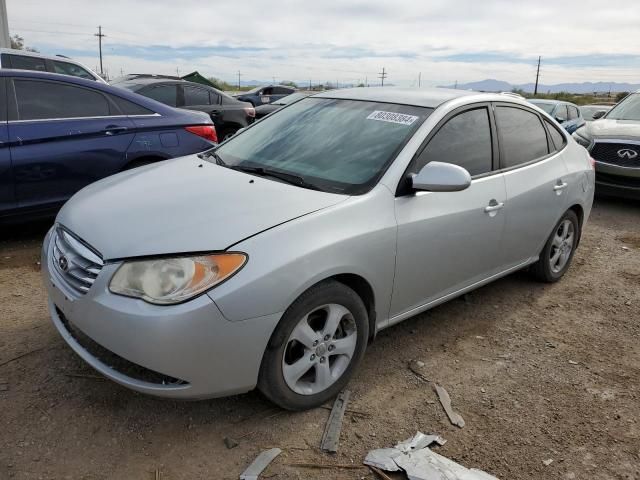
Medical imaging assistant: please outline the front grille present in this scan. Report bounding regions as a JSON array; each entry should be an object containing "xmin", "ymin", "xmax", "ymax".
[
  {"xmin": 57, "ymin": 307, "xmax": 188, "ymax": 386},
  {"xmin": 591, "ymin": 142, "xmax": 640, "ymax": 168},
  {"xmin": 51, "ymin": 228, "xmax": 103, "ymax": 296}
]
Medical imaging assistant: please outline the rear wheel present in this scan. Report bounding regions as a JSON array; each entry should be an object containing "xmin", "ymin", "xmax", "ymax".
[
  {"xmin": 258, "ymin": 280, "xmax": 369, "ymax": 410},
  {"xmin": 531, "ymin": 210, "xmax": 579, "ymax": 282}
]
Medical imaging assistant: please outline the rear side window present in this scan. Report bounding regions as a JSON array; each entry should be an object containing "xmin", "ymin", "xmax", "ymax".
[
  {"xmin": 110, "ymin": 95, "xmax": 154, "ymax": 115},
  {"xmin": 14, "ymin": 79, "xmax": 110, "ymax": 120},
  {"xmin": 414, "ymin": 107, "xmax": 493, "ymax": 176},
  {"xmin": 183, "ymin": 85, "xmax": 210, "ymax": 106},
  {"xmin": 52, "ymin": 60, "xmax": 94, "ymax": 80},
  {"xmin": 495, "ymin": 106, "xmax": 549, "ymax": 168},
  {"xmin": 545, "ymin": 119, "xmax": 566, "ymax": 151},
  {"xmin": 144, "ymin": 84, "xmax": 177, "ymax": 107},
  {"xmin": 554, "ymin": 104, "xmax": 568, "ymax": 122},
  {"xmin": 568, "ymin": 106, "xmax": 579, "ymax": 120},
  {"xmin": 8, "ymin": 54, "xmax": 47, "ymax": 72}
]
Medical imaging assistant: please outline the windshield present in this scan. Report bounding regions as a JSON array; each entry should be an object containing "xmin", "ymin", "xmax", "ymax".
[
  {"xmin": 581, "ymin": 105, "xmax": 611, "ymax": 121},
  {"xmin": 606, "ymin": 94, "xmax": 640, "ymax": 121},
  {"xmin": 213, "ymin": 98, "xmax": 431, "ymax": 194},
  {"xmin": 530, "ymin": 101, "xmax": 556, "ymax": 114}
]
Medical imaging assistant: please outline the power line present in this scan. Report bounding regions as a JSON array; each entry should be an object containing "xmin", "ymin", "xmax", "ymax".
[
  {"xmin": 378, "ymin": 66, "xmax": 387, "ymax": 86},
  {"xmin": 95, "ymin": 26, "xmax": 105, "ymax": 76}
]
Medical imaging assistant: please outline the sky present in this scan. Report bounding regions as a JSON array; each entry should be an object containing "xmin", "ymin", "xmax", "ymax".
[{"xmin": 6, "ymin": 0, "xmax": 640, "ymax": 87}]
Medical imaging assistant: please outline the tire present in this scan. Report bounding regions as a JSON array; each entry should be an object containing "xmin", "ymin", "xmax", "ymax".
[
  {"xmin": 531, "ymin": 210, "xmax": 579, "ymax": 283},
  {"xmin": 220, "ymin": 129, "xmax": 237, "ymax": 142},
  {"xmin": 258, "ymin": 280, "xmax": 369, "ymax": 411}
]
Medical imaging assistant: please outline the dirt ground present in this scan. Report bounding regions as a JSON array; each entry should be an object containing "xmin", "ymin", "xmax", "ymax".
[{"xmin": 1, "ymin": 196, "xmax": 639, "ymax": 480}]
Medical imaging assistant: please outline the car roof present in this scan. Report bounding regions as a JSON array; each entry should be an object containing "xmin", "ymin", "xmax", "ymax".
[
  {"xmin": 0, "ymin": 69, "xmax": 182, "ymax": 114},
  {"xmin": 312, "ymin": 87, "xmax": 479, "ymax": 108}
]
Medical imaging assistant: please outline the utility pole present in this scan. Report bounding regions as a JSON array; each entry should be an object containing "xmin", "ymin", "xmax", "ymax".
[
  {"xmin": 120, "ymin": 68, "xmax": 124, "ymax": 76},
  {"xmin": 237, "ymin": 70, "xmax": 242, "ymax": 90},
  {"xmin": 454, "ymin": 80, "xmax": 458, "ymax": 89},
  {"xmin": 309, "ymin": 79, "xmax": 312, "ymax": 90},
  {"xmin": 365, "ymin": 76, "xmax": 368, "ymax": 87},
  {"xmin": 0, "ymin": 0, "xmax": 10, "ymax": 48},
  {"xmin": 272, "ymin": 76, "xmax": 276, "ymax": 84},
  {"xmin": 95, "ymin": 26, "xmax": 105, "ymax": 76},
  {"xmin": 534, "ymin": 56, "xmax": 541, "ymax": 95},
  {"xmin": 176, "ymin": 67, "xmax": 180, "ymax": 77},
  {"xmin": 418, "ymin": 72, "xmax": 421, "ymax": 88},
  {"xmin": 378, "ymin": 67, "xmax": 387, "ymax": 86}
]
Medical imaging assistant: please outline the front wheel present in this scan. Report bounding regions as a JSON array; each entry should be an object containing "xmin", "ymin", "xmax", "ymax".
[
  {"xmin": 531, "ymin": 210, "xmax": 579, "ymax": 282},
  {"xmin": 258, "ymin": 280, "xmax": 369, "ymax": 411}
]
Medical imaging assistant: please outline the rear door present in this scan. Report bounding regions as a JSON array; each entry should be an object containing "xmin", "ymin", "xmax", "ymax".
[
  {"xmin": 391, "ymin": 104, "xmax": 508, "ymax": 318},
  {"xmin": 495, "ymin": 103, "xmax": 570, "ymax": 268},
  {"xmin": 8, "ymin": 77, "xmax": 135, "ymax": 209},
  {"xmin": 565, "ymin": 105, "xmax": 584, "ymax": 134},
  {"xmin": 0, "ymin": 78, "xmax": 15, "ymax": 213}
]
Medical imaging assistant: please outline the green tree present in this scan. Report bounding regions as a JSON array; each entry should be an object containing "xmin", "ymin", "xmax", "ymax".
[
  {"xmin": 615, "ymin": 92, "xmax": 629, "ymax": 103},
  {"xmin": 280, "ymin": 80, "xmax": 298, "ymax": 88},
  {"xmin": 10, "ymin": 34, "xmax": 38, "ymax": 52}
]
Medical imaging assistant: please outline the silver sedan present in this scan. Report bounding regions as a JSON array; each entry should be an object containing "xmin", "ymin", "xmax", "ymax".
[{"xmin": 43, "ymin": 87, "xmax": 594, "ymax": 410}]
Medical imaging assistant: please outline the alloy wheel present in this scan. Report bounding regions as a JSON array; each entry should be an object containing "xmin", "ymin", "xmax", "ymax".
[
  {"xmin": 282, "ymin": 303, "xmax": 357, "ymax": 395},
  {"xmin": 549, "ymin": 219, "xmax": 575, "ymax": 274}
]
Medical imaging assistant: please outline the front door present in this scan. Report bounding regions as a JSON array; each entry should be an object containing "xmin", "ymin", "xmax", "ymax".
[
  {"xmin": 391, "ymin": 105, "xmax": 507, "ymax": 319},
  {"xmin": 493, "ymin": 104, "xmax": 570, "ymax": 268},
  {"xmin": 8, "ymin": 77, "xmax": 135, "ymax": 209}
]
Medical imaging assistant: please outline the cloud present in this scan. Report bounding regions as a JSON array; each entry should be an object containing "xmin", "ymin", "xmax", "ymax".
[{"xmin": 7, "ymin": 0, "xmax": 640, "ymax": 86}]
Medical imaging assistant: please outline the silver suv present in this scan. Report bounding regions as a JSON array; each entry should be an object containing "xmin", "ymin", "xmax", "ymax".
[
  {"xmin": 573, "ymin": 92, "xmax": 640, "ymax": 198},
  {"xmin": 0, "ymin": 48, "xmax": 105, "ymax": 83}
]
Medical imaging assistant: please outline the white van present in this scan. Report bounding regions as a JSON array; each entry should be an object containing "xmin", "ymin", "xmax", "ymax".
[{"xmin": 0, "ymin": 48, "xmax": 106, "ymax": 83}]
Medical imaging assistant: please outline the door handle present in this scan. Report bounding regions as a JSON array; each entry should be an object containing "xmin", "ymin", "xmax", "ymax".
[
  {"xmin": 484, "ymin": 201, "xmax": 504, "ymax": 214},
  {"xmin": 553, "ymin": 181, "xmax": 568, "ymax": 192},
  {"xmin": 103, "ymin": 126, "xmax": 128, "ymax": 135}
]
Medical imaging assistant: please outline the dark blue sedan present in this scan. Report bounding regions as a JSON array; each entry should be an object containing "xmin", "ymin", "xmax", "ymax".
[{"xmin": 0, "ymin": 70, "xmax": 217, "ymax": 221}]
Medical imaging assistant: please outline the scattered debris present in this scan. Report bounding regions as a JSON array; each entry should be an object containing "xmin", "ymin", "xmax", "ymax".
[
  {"xmin": 0, "ymin": 346, "xmax": 49, "ymax": 369},
  {"xmin": 240, "ymin": 448, "xmax": 281, "ymax": 480},
  {"xmin": 568, "ymin": 360, "xmax": 579, "ymax": 365},
  {"xmin": 320, "ymin": 390, "xmax": 350, "ymax": 453},
  {"xmin": 319, "ymin": 404, "xmax": 370, "ymax": 417},
  {"xmin": 395, "ymin": 432, "xmax": 446, "ymax": 453},
  {"xmin": 154, "ymin": 468, "xmax": 160, "ymax": 480},
  {"xmin": 480, "ymin": 388, "xmax": 486, "ymax": 394},
  {"xmin": 545, "ymin": 341, "xmax": 557, "ymax": 349},
  {"xmin": 625, "ymin": 300, "xmax": 632, "ymax": 306},
  {"xmin": 224, "ymin": 437, "xmax": 239, "ymax": 449},
  {"xmin": 364, "ymin": 432, "xmax": 498, "ymax": 480},
  {"xmin": 621, "ymin": 246, "xmax": 630, "ymax": 251},
  {"xmin": 408, "ymin": 360, "xmax": 431, "ymax": 383},
  {"xmin": 543, "ymin": 458, "xmax": 554, "ymax": 466},
  {"xmin": 434, "ymin": 384, "xmax": 465, "ymax": 428},
  {"xmin": 369, "ymin": 465, "xmax": 394, "ymax": 480}
]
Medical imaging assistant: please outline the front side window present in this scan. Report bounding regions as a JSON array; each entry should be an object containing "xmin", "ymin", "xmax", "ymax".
[
  {"xmin": 531, "ymin": 102, "xmax": 555, "ymax": 115},
  {"xmin": 145, "ymin": 84, "xmax": 178, "ymax": 107},
  {"xmin": 183, "ymin": 85, "xmax": 210, "ymax": 106},
  {"xmin": 414, "ymin": 108, "xmax": 493, "ymax": 177},
  {"xmin": 214, "ymin": 98, "xmax": 431, "ymax": 194},
  {"xmin": 496, "ymin": 106, "xmax": 549, "ymax": 168},
  {"xmin": 52, "ymin": 60, "xmax": 94, "ymax": 80},
  {"xmin": 14, "ymin": 79, "xmax": 110, "ymax": 120},
  {"xmin": 8, "ymin": 54, "xmax": 46, "ymax": 72},
  {"xmin": 606, "ymin": 93, "xmax": 640, "ymax": 121},
  {"xmin": 568, "ymin": 106, "xmax": 579, "ymax": 120},
  {"xmin": 554, "ymin": 104, "xmax": 568, "ymax": 122}
]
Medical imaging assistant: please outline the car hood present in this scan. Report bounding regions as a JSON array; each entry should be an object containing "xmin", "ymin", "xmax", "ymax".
[
  {"xmin": 57, "ymin": 156, "xmax": 347, "ymax": 260},
  {"xmin": 585, "ymin": 119, "xmax": 640, "ymax": 140}
]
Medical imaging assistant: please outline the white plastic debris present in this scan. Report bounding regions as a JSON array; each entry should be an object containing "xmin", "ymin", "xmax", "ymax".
[
  {"xmin": 240, "ymin": 448, "xmax": 281, "ymax": 480},
  {"xmin": 364, "ymin": 432, "xmax": 499, "ymax": 480},
  {"xmin": 435, "ymin": 384, "xmax": 465, "ymax": 428}
]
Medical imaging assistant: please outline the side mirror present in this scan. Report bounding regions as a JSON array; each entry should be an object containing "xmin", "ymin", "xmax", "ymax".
[
  {"xmin": 555, "ymin": 116, "xmax": 566, "ymax": 123},
  {"xmin": 411, "ymin": 161, "xmax": 471, "ymax": 192},
  {"xmin": 592, "ymin": 110, "xmax": 606, "ymax": 120}
]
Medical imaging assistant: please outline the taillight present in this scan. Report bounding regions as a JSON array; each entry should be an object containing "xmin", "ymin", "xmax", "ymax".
[
  {"xmin": 185, "ymin": 125, "xmax": 217, "ymax": 143},
  {"xmin": 244, "ymin": 107, "xmax": 256, "ymax": 118},
  {"xmin": 590, "ymin": 156, "xmax": 596, "ymax": 169}
]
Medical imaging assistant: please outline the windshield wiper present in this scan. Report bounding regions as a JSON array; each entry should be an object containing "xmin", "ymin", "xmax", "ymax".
[
  {"xmin": 198, "ymin": 150, "xmax": 226, "ymax": 166},
  {"xmin": 230, "ymin": 165, "xmax": 322, "ymax": 191}
]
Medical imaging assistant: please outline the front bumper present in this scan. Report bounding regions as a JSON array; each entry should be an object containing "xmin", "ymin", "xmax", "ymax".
[
  {"xmin": 42, "ymin": 228, "xmax": 281, "ymax": 400},
  {"xmin": 595, "ymin": 162, "xmax": 640, "ymax": 199}
]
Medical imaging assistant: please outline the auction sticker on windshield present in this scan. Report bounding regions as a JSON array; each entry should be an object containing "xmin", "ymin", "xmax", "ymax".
[{"xmin": 367, "ymin": 110, "xmax": 419, "ymax": 126}]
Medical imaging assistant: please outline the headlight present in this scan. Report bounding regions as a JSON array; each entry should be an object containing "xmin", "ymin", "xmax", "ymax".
[
  {"xmin": 109, "ymin": 253, "xmax": 247, "ymax": 305},
  {"xmin": 572, "ymin": 130, "xmax": 591, "ymax": 148}
]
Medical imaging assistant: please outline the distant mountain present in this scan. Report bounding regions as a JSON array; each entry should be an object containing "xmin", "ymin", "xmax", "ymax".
[{"xmin": 441, "ymin": 78, "xmax": 640, "ymax": 94}]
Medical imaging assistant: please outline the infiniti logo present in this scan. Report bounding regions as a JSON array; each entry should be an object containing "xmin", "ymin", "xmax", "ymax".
[
  {"xmin": 58, "ymin": 255, "xmax": 69, "ymax": 272},
  {"xmin": 617, "ymin": 148, "xmax": 638, "ymax": 160}
]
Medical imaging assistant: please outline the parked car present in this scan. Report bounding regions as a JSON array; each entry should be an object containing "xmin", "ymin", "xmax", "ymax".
[
  {"xmin": 528, "ymin": 99, "xmax": 585, "ymax": 134},
  {"xmin": 235, "ymin": 84, "xmax": 296, "ymax": 107},
  {"xmin": 580, "ymin": 104, "xmax": 612, "ymax": 122},
  {"xmin": 0, "ymin": 70, "xmax": 216, "ymax": 221},
  {"xmin": 254, "ymin": 92, "xmax": 312, "ymax": 119},
  {"xmin": 43, "ymin": 87, "xmax": 594, "ymax": 410},
  {"xmin": 114, "ymin": 78, "xmax": 255, "ymax": 140},
  {"xmin": 0, "ymin": 48, "xmax": 105, "ymax": 83},
  {"xmin": 573, "ymin": 91, "xmax": 640, "ymax": 198}
]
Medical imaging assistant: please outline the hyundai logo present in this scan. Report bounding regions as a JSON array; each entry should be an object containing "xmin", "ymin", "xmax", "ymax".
[
  {"xmin": 58, "ymin": 255, "xmax": 69, "ymax": 272},
  {"xmin": 617, "ymin": 148, "xmax": 638, "ymax": 160}
]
